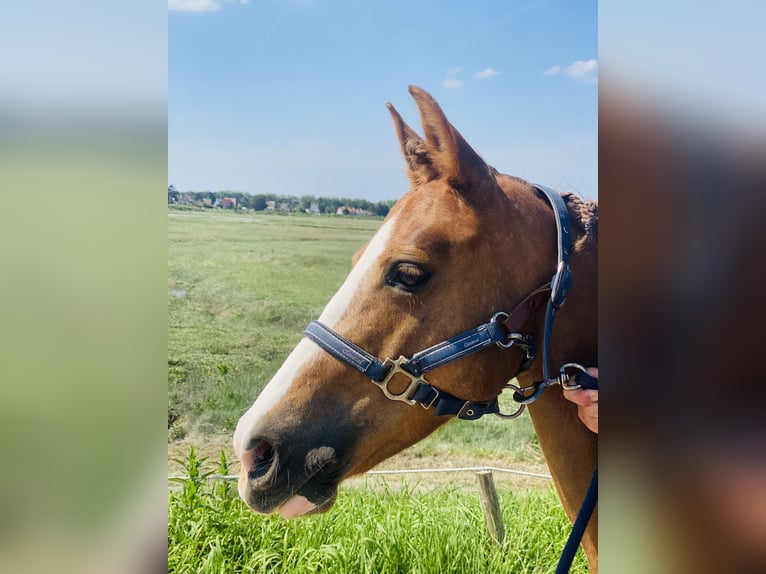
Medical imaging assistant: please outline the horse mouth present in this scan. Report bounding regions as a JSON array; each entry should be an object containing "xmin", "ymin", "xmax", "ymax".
[{"xmin": 239, "ymin": 439, "xmax": 341, "ymax": 517}]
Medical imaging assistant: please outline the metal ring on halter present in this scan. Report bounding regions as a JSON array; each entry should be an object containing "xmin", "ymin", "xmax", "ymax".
[
  {"xmin": 495, "ymin": 383, "xmax": 527, "ymax": 419},
  {"xmin": 490, "ymin": 312, "xmax": 509, "ymax": 336},
  {"xmin": 499, "ymin": 332, "xmax": 534, "ymax": 351},
  {"xmin": 512, "ymin": 380, "xmax": 546, "ymax": 405},
  {"xmin": 491, "ymin": 312, "xmax": 523, "ymax": 350}
]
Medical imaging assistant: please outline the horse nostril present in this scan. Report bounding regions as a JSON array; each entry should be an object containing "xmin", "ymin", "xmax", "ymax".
[{"xmin": 247, "ymin": 439, "xmax": 275, "ymax": 480}]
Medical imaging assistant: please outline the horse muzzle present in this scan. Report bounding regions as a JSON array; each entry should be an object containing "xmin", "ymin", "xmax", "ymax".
[{"xmin": 236, "ymin": 435, "xmax": 345, "ymax": 518}]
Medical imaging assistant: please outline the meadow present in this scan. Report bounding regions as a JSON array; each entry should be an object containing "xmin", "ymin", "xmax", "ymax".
[
  {"xmin": 168, "ymin": 208, "xmax": 383, "ymax": 437},
  {"xmin": 167, "ymin": 207, "xmax": 587, "ymax": 573}
]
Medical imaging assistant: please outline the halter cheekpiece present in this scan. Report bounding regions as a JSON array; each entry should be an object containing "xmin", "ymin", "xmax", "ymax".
[{"xmin": 303, "ymin": 184, "xmax": 595, "ymax": 421}]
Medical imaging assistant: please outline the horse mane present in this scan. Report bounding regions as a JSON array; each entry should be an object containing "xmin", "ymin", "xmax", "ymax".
[
  {"xmin": 494, "ymin": 168, "xmax": 598, "ymax": 249},
  {"xmin": 561, "ymin": 191, "xmax": 598, "ymax": 250}
]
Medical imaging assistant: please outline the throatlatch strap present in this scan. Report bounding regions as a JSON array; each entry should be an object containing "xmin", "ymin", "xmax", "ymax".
[{"xmin": 531, "ymin": 184, "xmax": 573, "ymax": 382}]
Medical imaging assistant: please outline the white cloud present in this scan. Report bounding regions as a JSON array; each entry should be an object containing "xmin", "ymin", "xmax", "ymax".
[
  {"xmin": 169, "ymin": 0, "xmax": 221, "ymax": 12},
  {"xmin": 565, "ymin": 59, "xmax": 598, "ymax": 81},
  {"xmin": 442, "ymin": 78, "xmax": 464, "ymax": 89},
  {"xmin": 542, "ymin": 60, "xmax": 598, "ymax": 83},
  {"xmin": 474, "ymin": 67, "xmax": 500, "ymax": 79},
  {"xmin": 447, "ymin": 66, "xmax": 463, "ymax": 75}
]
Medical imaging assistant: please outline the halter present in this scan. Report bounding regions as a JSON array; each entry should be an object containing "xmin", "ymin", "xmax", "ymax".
[
  {"xmin": 303, "ymin": 184, "xmax": 598, "ymax": 573},
  {"xmin": 303, "ymin": 184, "xmax": 594, "ymax": 420}
]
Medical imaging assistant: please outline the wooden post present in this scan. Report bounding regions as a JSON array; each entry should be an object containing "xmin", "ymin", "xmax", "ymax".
[{"xmin": 476, "ymin": 470, "xmax": 505, "ymax": 545}]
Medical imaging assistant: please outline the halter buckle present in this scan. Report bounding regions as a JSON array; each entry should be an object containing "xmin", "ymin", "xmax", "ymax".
[
  {"xmin": 376, "ymin": 356, "xmax": 429, "ymax": 406},
  {"xmin": 550, "ymin": 261, "xmax": 572, "ymax": 309}
]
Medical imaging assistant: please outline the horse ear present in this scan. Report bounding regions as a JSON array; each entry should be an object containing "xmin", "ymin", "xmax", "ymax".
[
  {"xmin": 407, "ymin": 85, "xmax": 494, "ymax": 193},
  {"xmin": 386, "ymin": 102, "xmax": 439, "ymax": 185}
]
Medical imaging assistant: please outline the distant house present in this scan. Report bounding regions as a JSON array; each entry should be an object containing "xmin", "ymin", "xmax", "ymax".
[
  {"xmin": 336, "ymin": 206, "xmax": 373, "ymax": 217},
  {"xmin": 265, "ymin": 201, "xmax": 276, "ymax": 211},
  {"xmin": 308, "ymin": 201, "xmax": 320, "ymax": 215},
  {"xmin": 219, "ymin": 197, "xmax": 237, "ymax": 209}
]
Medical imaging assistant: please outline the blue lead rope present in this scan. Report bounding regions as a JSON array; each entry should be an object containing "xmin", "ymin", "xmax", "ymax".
[{"xmin": 555, "ymin": 467, "xmax": 598, "ymax": 574}]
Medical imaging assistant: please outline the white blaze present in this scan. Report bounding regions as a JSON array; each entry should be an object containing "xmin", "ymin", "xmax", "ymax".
[
  {"xmin": 233, "ymin": 217, "xmax": 397, "ymax": 458},
  {"xmin": 318, "ymin": 217, "xmax": 396, "ymax": 326}
]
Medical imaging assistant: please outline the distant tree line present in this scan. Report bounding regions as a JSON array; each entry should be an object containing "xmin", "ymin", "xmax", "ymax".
[{"xmin": 168, "ymin": 186, "xmax": 396, "ymax": 217}]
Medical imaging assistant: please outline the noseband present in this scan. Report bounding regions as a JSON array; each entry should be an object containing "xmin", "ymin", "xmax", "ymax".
[{"xmin": 303, "ymin": 184, "xmax": 592, "ymax": 421}]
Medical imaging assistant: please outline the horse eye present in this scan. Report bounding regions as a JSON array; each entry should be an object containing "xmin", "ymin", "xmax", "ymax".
[{"xmin": 386, "ymin": 263, "xmax": 430, "ymax": 292}]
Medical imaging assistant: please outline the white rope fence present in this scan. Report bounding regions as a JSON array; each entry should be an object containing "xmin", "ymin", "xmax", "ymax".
[
  {"xmin": 366, "ymin": 466, "xmax": 551, "ymax": 479},
  {"xmin": 168, "ymin": 466, "xmax": 551, "ymax": 481}
]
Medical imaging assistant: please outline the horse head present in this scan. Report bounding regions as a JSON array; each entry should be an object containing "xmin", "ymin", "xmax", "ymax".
[{"xmin": 233, "ymin": 86, "xmax": 598, "ymax": 554}]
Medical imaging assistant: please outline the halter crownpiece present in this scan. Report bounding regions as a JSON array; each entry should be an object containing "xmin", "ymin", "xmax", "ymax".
[{"xmin": 303, "ymin": 184, "xmax": 592, "ymax": 420}]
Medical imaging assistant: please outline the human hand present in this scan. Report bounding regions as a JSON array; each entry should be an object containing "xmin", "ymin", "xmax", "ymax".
[{"xmin": 563, "ymin": 367, "xmax": 598, "ymax": 433}]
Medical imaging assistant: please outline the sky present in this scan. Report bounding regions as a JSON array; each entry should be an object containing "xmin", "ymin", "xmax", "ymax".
[
  {"xmin": 600, "ymin": 1, "xmax": 766, "ymax": 127},
  {"xmin": 169, "ymin": 0, "xmax": 597, "ymax": 201}
]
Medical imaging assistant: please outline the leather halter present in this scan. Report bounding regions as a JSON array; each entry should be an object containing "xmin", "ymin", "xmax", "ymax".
[{"xmin": 303, "ymin": 184, "xmax": 572, "ymax": 420}]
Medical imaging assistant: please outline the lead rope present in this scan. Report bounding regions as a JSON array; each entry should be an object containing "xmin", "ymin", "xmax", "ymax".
[{"xmin": 555, "ymin": 468, "xmax": 598, "ymax": 574}]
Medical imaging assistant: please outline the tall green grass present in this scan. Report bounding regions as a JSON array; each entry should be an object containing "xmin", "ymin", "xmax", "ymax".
[{"xmin": 168, "ymin": 449, "xmax": 587, "ymax": 574}]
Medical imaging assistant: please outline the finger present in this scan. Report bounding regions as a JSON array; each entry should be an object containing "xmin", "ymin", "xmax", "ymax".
[
  {"xmin": 578, "ymin": 406, "xmax": 599, "ymax": 434},
  {"xmin": 563, "ymin": 388, "xmax": 598, "ymax": 406}
]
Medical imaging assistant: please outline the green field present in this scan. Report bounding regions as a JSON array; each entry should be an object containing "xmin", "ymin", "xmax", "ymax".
[
  {"xmin": 168, "ymin": 207, "xmax": 585, "ymax": 573},
  {"xmin": 168, "ymin": 208, "xmax": 382, "ymax": 437}
]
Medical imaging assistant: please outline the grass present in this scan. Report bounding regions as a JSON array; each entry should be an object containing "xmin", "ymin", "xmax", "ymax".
[
  {"xmin": 168, "ymin": 208, "xmax": 381, "ymax": 436},
  {"xmin": 168, "ymin": 449, "xmax": 587, "ymax": 574}
]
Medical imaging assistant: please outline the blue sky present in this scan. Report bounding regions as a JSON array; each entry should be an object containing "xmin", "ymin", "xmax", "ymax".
[
  {"xmin": 169, "ymin": 0, "xmax": 597, "ymax": 201},
  {"xmin": 600, "ymin": 1, "xmax": 766, "ymax": 128}
]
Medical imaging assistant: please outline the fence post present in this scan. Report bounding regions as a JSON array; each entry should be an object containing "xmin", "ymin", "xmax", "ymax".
[{"xmin": 476, "ymin": 470, "xmax": 505, "ymax": 545}]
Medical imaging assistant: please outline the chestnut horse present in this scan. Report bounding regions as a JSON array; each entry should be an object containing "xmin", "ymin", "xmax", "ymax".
[{"xmin": 234, "ymin": 86, "xmax": 598, "ymax": 571}]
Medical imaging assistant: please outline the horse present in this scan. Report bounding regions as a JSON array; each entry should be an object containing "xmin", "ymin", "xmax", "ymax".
[{"xmin": 233, "ymin": 86, "xmax": 598, "ymax": 571}]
